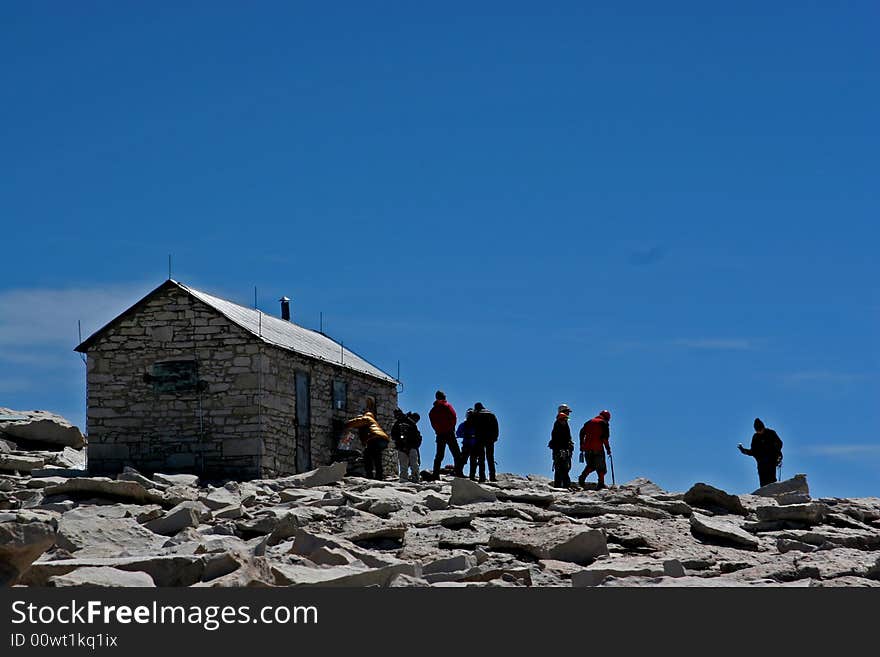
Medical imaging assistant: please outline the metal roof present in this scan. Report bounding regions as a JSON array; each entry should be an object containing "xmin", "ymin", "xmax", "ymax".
[{"xmin": 75, "ymin": 280, "xmax": 397, "ymax": 385}]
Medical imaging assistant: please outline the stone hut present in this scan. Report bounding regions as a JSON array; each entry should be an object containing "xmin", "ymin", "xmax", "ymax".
[{"xmin": 75, "ymin": 279, "xmax": 399, "ymax": 479}]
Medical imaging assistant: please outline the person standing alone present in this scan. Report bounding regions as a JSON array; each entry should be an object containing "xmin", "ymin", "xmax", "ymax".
[{"xmin": 738, "ymin": 418, "xmax": 783, "ymax": 487}]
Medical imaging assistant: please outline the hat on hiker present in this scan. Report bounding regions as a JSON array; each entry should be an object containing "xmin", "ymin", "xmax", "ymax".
[{"xmin": 558, "ymin": 404, "xmax": 572, "ymax": 415}]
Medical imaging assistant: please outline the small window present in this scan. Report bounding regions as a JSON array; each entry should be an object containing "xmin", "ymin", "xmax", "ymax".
[
  {"xmin": 146, "ymin": 360, "xmax": 198, "ymax": 393},
  {"xmin": 332, "ymin": 380, "xmax": 347, "ymax": 412}
]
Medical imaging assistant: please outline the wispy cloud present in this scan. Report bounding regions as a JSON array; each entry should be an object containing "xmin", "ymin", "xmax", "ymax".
[
  {"xmin": 612, "ymin": 338, "xmax": 757, "ymax": 352},
  {"xmin": 630, "ymin": 245, "xmax": 668, "ymax": 266},
  {"xmin": 782, "ymin": 371, "xmax": 867, "ymax": 385},
  {"xmin": 672, "ymin": 338, "xmax": 755, "ymax": 351},
  {"xmin": 0, "ymin": 283, "xmax": 150, "ymax": 348},
  {"xmin": 803, "ymin": 444, "xmax": 880, "ymax": 458}
]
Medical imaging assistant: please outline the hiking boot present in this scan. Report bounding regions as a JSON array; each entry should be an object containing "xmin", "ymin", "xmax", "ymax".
[
  {"xmin": 577, "ymin": 475, "xmax": 586, "ymax": 487},
  {"xmin": 596, "ymin": 483, "xmax": 606, "ymax": 490},
  {"xmin": 479, "ymin": 477, "xmax": 486, "ymax": 483}
]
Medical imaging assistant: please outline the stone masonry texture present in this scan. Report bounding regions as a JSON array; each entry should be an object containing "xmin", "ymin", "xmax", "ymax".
[{"xmin": 82, "ymin": 285, "xmax": 397, "ymax": 479}]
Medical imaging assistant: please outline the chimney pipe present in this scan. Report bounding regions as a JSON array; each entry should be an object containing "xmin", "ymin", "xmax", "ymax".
[{"xmin": 280, "ymin": 297, "xmax": 291, "ymax": 322}]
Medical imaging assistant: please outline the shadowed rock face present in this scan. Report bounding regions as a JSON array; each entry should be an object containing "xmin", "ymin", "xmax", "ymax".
[
  {"xmin": 0, "ymin": 512, "xmax": 58, "ymax": 585},
  {"xmin": 2, "ymin": 441, "xmax": 879, "ymax": 589}
]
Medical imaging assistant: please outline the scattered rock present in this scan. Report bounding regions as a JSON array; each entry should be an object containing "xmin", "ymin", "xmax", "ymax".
[
  {"xmin": 144, "ymin": 504, "xmax": 202, "ymax": 536},
  {"xmin": 489, "ymin": 522, "xmax": 608, "ymax": 564},
  {"xmin": 153, "ymin": 473, "xmax": 200, "ymax": 487},
  {"xmin": 0, "ymin": 409, "xmax": 85, "ymax": 449},
  {"xmin": 753, "ymin": 474, "xmax": 809, "ymax": 498},
  {"xmin": 450, "ymin": 478, "xmax": 498, "ymax": 506},
  {"xmin": 0, "ymin": 454, "xmax": 46, "ymax": 473},
  {"xmin": 43, "ymin": 478, "xmax": 168, "ymax": 506},
  {"xmin": 57, "ymin": 509, "xmax": 167, "ymax": 557},
  {"xmin": 683, "ymin": 483, "xmax": 747, "ymax": 516},
  {"xmin": 756, "ymin": 502, "xmax": 829, "ymax": 525},
  {"xmin": 689, "ymin": 513, "xmax": 759, "ymax": 550},
  {"xmin": 47, "ymin": 566, "xmax": 156, "ymax": 587}
]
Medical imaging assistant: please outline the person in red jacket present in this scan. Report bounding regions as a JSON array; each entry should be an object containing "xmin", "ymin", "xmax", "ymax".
[
  {"xmin": 428, "ymin": 390, "xmax": 463, "ymax": 478},
  {"xmin": 577, "ymin": 409, "xmax": 612, "ymax": 490}
]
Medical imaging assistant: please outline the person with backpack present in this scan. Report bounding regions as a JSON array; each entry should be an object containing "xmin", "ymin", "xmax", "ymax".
[
  {"xmin": 429, "ymin": 390, "xmax": 464, "ymax": 479},
  {"xmin": 548, "ymin": 404, "xmax": 574, "ymax": 488},
  {"xmin": 344, "ymin": 408, "xmax": 391, "ymax": 480},
  {"xmin": 471, "ymin": 402, "xmax": 500, "ymax": 482},
  {"xmin": 738, "ymin": 418, "xmax": 783, "ymax": 487},
  {"xmin": 391, "ymin": 409, "xmax": 423, "ymax": 483},
  {"xmin": 577, "ymin": 409, "xmax": 612, "ymax": 490},
  {"xmin": 456, "ymin": 408, "xmax": 479, "ymax": 480}
]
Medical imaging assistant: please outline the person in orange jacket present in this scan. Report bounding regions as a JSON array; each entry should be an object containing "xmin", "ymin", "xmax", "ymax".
[
  {"xmin": 577, "ymin": 409, "xmax": 612, "ymax": 490},
  {"xmin": 345, "ymin": 409, "xmax": 390, "ymax": 480}
]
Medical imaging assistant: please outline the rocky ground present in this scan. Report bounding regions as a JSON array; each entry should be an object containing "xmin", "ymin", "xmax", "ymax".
[{"xmin": 2, "ymin": 409, "xmax": 880, "ymax": 588}]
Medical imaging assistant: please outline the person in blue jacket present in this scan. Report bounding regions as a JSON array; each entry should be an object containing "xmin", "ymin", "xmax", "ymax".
[{"xmin": 456, "ymin": 408, "xmax": 478, "ymax": 480}]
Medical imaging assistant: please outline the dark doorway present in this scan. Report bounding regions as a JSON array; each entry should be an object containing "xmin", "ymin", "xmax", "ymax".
[{"xmin": 295, "ymin": 371, "xmax": 312, "ymax": 472}]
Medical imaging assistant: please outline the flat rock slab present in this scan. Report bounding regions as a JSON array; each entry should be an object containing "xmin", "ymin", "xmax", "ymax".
[
  {"xmin": 549, "ymin": 502, "xmax": 672, "ymax": 520},
  {"xmin": 753, "ymin": 474, "xmax": 810, "ymax": 498},
  {"xmin": 271, "ymin": 562, "xmax": 419, "ymax": 587},
  {"xmin": 0, "ymin": 409, "xmax": 84, "ymax": 449},
  {"xmin": 57, "ymin": 511, "xmax": 167, "ymax": 557},
  {"xmin": 689, "ymin": 513, "xmax": 759, "ymax": 550},
  {"xmin": 22, "ymin": 555, "xmax": 207, "ymax": 587},
  {"xmin": 0, "ymin": 454, "xmax": 45, "ymax": 472},
  {"xmin": 598, "ymin": 575, "xmax": 812, "ymax": 587},
  {"xmin": 47, "ymin": 566, "xmax": 156, "ymax": 588},
  {"xmin": 756, "ymin": 502, "xmax": 828, "ymax": 525},
  {"xmin": 43, "ymin": 478, "xmax": 168, "ymax": 506},
  {"xmin": 489, "ymin": 523, "xmax": 608, "ymax": 564},
  {"xmin": 794, "ymin": 548, "xmax": 880, "ymax": 581},
  {"xmin": 683, "ymin": 483, "xmax": 747, "ymax": 516},
  {"xmin": 280, "ymin": 462, "xmax": 348, "ymax": 489},
  {"xmin": 776, "ymin": 527, "xmax": 880, "ymax": 551},
  {"xmin": 153, "ymin": 473, "xmax": 200, "ymax": 487},
  {"xmin": 450, "ymin": 478, "xmax": 498, "ymax": 505},
  {"xmin": 572, "ymin": 556, "xmax": 667, "ymax": 587},
  {"xmin": 495, "ymin": 489, "xmax": 557, "ymax": 505}
]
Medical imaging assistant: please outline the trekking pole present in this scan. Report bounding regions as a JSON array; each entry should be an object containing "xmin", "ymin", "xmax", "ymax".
[{"xmin": 609, "ymin": 452, "xmax": 616, "ymax": 487}]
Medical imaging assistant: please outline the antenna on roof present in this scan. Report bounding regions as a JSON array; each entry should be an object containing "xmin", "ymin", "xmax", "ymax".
[
  {"xmin": 341, "ymin": 341, "xmax": 344, "ymax": 365},
  {"xmin": 397, "ymin": 360, "xmax": 404, "ymax": 393},
  {"xmin": 320, "ymin": 312, "xmax": 323, "ymax": 334},
  {"xmin": 254, "ymin": 286, "xmax": 257, "ymax": 310},
  {"xmin": 77, "ymin": 321, "xmax": 86, "ymax": 365},
  {"xmin": 168, "ymin": 254, "xmax": 172, "ymax": 280}
]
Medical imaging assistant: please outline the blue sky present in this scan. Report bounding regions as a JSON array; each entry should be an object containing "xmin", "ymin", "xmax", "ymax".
[{"xmin": 1, "ymin": 2, "xmax": 877, "ymax": 497}]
